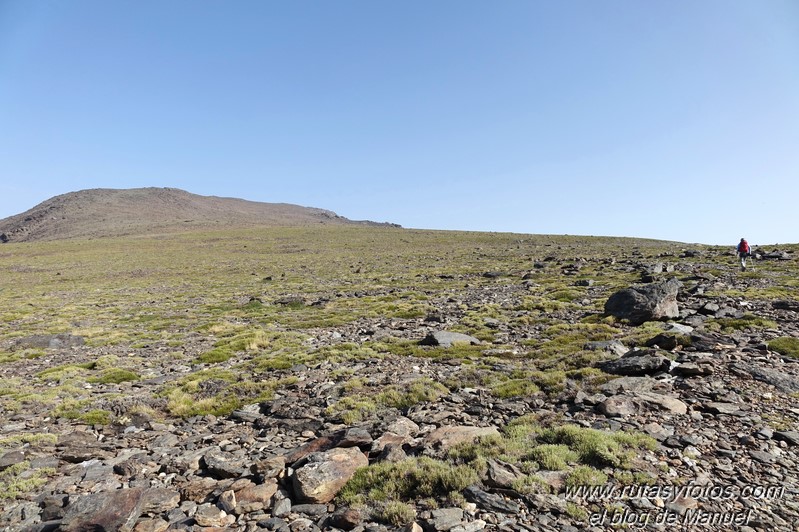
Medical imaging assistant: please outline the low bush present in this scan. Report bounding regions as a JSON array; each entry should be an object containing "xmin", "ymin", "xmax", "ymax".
[{"xmin": 768, "ymin": 336, "xmax": 799, "ymax": 359}]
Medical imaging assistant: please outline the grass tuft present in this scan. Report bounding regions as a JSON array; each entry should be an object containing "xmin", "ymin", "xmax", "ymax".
[{"xmin": 768, "ymin": 337, "xmax": 799, "ymax": 359}]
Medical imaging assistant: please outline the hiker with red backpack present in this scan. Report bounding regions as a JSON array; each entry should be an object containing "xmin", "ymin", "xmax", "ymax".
[{"xmin": 737, "ymin": 238, "xmax": 750, "ymax": 270}]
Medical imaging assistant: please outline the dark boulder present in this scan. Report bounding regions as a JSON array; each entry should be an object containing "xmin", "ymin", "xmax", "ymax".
[
  {"xmin": 773, "ymin": 300, "xmax": 799, "ymax": 311},
  {"xmin": 604, "ymin": 278, "xmax": 682, "ymax": 325},
  {"xmin": 599, "ymin": 349, "xmax": 672, "ymax": 376}
]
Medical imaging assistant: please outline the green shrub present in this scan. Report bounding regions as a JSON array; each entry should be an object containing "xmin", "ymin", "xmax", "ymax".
[
  {"xmin": 537, "ymin": 425, "xmax": 655, "ymax": 468},
  {"xmin": 517, "ymin": 296, "xmax": 569, "ymax": 313},
  {"xmin": 706, "ymin": 314, "xmax": 778, "ymax": 333},
  {"xmin": 530, "ymin": 370, "xmax": 567, "ymax": 394},
  {"xmin": 311, "ymin": 343, "xmax": 380, "ymax": 363},
  {"xmin": 161, "ymin": 369, "xmax": 288, "ymax": 418},
  {"xmin": 166, "ymin": 389, "xmax": 242, "ymax": 418},
  {"xmin": 373, "ymin": 340, "xmax": 485, "ymax": 360},
  {"xmin": 89, "ymin": 369, "xmax": 140, "ymax": 384},
  {"xmin": 37, "ymin": 362, "xmax": 96, "ymax": 383},
  {"xmin": 566, "ymin": 502, "xmax": 589, "ymax": 520},
  {"xmin": 0, "ymin": 352, "xmax": 21, "ymax": 364},
  {"xmin": 325, "ymin": 396, "xmax": 378, "ymax": 424},
  {"xmin": 338, "ymin": 457, "xmax": 479, "ymax": 505},
  {"xmin": 566, "ymin": 465, "xmax": 608, "ymax": 486},
  {"xmin": 377, "ymin": 501, "xmax": 417, "ymax": 526},
  {"xmin": 511, "ymin": 474, "xmax": 551, "ymax": 495},
  {"xmin": 81, "ymin": 409, "xmax": 112, "ymax": 425},
  {"xmin": 549, "ymin": 289, "xmax": 583, "ymax": 302},
  {"xmin": 491, "ymin": 379, "xmax": 540, "ymax": 399},
  {"xmin": 196, "ymin": 346, "xmax": 236, "ymax": 364},
  {"xmin": 52, "ymin": 398, "xmax": 92, "ymax": 420},
  {"xmin": 0, "ymin": 461, "xmax": 52, "ymax": 500},
  {"xmin": 0, "ymin": 433, "xmax": 58, "ymax": 449},
  {"xmin": 527, "ymin": 444, "xmax": 579, "ymax": 470},
  {"xmin": 768, "ymin": 337, "xmax": 799, "ymax": 359},
  {"xmin": 377, "ymin": 379, "xmax": 448, "ymax": 409},
  {"xmin": 94, "ymin": 355, "xmax": 120, "ymax": 369}
]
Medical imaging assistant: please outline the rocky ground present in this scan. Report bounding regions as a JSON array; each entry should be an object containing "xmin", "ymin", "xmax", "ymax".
[{"xmin": 1, "ymin": 240, "xmax": 798, "ymax": 532}]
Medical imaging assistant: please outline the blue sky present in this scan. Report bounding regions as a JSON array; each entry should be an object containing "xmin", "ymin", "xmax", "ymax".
[{"xmin": 1, "ymin": 1, "xmax": 797, "ymax": 245}]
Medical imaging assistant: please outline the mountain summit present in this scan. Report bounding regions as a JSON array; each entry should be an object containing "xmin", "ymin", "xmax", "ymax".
[{"xmin": 0, "ymin": 188, "xmax": 396, "ymax": 242}]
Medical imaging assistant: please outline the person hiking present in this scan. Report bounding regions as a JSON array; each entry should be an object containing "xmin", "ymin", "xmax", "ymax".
[{"xmin": 736, "ymin": 238, "xmax": 750, "ymax": 270}]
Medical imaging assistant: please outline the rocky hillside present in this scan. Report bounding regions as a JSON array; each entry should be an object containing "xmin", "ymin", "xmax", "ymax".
[
  {"xmin": 0, "ymin": 188, "xmax": 397, "ymax": 243},
  {"xmin": 0, "ymin": 228, "xmax": 797, "ymax": 531}
]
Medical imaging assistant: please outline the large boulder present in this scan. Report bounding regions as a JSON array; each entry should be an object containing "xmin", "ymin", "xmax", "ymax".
[
  {"xmin": 604, "ymin": 278, "xmax": 682, "ymax": 325},
  {"xmin": 60, "ymin": 488, "xmax": 146, "ymax": 532},
  {"xmin": 292, "ymin": 447, "xmax": 368, "ymax": 503}
]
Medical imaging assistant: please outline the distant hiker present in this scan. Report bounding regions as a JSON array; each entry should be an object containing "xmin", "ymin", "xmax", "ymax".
[{"xmin": 736, "ymin": 238, "xmax": 750, "ymax": 270}]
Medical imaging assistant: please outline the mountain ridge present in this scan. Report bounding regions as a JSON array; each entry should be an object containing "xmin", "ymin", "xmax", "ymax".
[{"xmin": 0, "ymin": 187, "xmax": 399, "ymax": 242}]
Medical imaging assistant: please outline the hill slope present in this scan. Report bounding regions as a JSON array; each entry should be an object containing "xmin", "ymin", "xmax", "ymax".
[{"xmin": 0, "ymin": 188, "xmax": 396, "ymax": 242}]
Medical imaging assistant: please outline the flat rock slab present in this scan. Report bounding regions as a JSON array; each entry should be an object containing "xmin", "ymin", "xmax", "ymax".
[
  {"xmin": 672, "ymin": 361, "xmax": 714, "ymax": 377},
  {"xmin": 597, "ymin": 391, "xmax": 687, "ymax": 417},
  {"xmin": 420, "ymin": 331, "xmax": 481, "ymax": 348},
  {"xmin": 599, "ymin": 351, "xmax": 671, "ymax": 376},
  {"xmin": 731, "ymin": 363, "xmax": 799, "ymax": 393},
  {"xmin": 634, "ymin": 391, "xmax": 688, "ymax": 415},
  {"xmin": 424, "ymin": 508, "xmax": 465, "ymax": 531},
  {"xmin": 774, "ymin": 431, "xmax": 799, "ymax": 446},
  {"xmin": 584, "ymin": 340, "xmax": 628, "ymax": 357},
  {"xmin": 61, "ymin": 487, "xmax": 146, "ymax": 532},
  {"xmin": 702, "ymin": 402, "xmax": 744, "ymax": 415},
  {"xmin": 423, "ymin": 425, "xmax": 501, "ymax": 452},
  {"xmin": 600, "ymin": 376, "xmax": 662, "ymax": 395}
]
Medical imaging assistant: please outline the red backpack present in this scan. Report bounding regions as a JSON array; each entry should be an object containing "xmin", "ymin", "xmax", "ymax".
[{"xmin": 740, "ymin": 240, "xmax": 750, "ymax": 254}]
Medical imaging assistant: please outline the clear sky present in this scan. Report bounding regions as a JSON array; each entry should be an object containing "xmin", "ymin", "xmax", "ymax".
[{"xmin": 1, "ymin": 1, "xmax": 797, "ymax": 245}]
